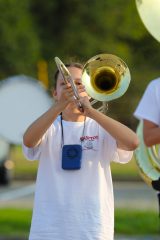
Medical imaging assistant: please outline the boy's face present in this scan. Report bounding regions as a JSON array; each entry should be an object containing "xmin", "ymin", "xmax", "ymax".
[{"xmin": 53, "ymin": 66, "xmax": 87, "ymax": 101}]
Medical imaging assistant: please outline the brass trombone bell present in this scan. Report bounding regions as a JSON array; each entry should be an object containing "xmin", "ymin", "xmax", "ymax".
[
  {"xmin": 54, "ymin": 54, "xmax": 131, "ymax": 112},
  {"xmin": 81, "ymin": 54, "xmax": 131, "ymax": 102}
]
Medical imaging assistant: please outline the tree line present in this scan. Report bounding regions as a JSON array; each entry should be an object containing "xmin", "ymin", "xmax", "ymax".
[{"xmin": 0, "ymin": 0, "xmax": 160, "ymax": 129}]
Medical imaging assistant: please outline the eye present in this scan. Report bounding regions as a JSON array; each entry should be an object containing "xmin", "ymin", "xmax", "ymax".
[
  {"xmin": 74, "ymin": 78, "xmax": 82, "ymax": 86},
  {"xmin": 60, "ymin": 82, "xmax": 65, "ymax": 86}
]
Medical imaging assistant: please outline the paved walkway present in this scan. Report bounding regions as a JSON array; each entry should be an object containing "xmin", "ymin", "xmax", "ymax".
[{"xmin": 113, "ymin": 181, "xmax": 159, "ymax": 211}]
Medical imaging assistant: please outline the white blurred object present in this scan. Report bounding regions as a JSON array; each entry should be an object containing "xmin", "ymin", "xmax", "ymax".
[
  {"xmin": 0, "ymin": 75, "xmax": 52, "ymax": 144},
  {"xmin": 0, "ymin": 137, "xmax": 10, "ymax": 162},
  {"xmin": 136, "ymin": 0, "xmax": 160, "ymax": 42}
]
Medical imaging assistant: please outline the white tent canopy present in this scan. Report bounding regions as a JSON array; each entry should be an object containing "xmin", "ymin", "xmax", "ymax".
[{"xmin": 0, "ymin": 75, "xmax": 52, "ymax": 144}]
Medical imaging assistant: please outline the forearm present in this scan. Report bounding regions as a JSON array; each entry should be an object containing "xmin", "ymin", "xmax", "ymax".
[
  {"xmin": 144, "ymin": 127, "xmax": 160, "ymax": 146},
  {"xmin": 143, "ymin": 119, "xmax": 160, "ymax": 147},
  {"xmin": 86, "ymin": 108, "xmax": 139, "ymax": 150},
  {"xmin": 23, "ymin": 103, "xmax": 62, "ymax": 148}
]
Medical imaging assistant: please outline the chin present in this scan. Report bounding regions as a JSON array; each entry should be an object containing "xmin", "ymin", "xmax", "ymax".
[{"xmin": 67, "ymin": 102, "xmax": 78, "ymax": 110}]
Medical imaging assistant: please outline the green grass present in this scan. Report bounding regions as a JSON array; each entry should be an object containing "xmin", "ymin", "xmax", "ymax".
[
  {"xmin": 0, "ymin": 208, "xmax": 159, "ymax": 237},
  {"xmin": 115, "ymin": 209, "xmax": 159, "ymax": 235},
  {"xmin": 0, "ymin": 208, "xmax": 32, "ymax": 237},
  {"xmin": 10, "ymin": 145, "xmax": 142, "ymax": 181}
]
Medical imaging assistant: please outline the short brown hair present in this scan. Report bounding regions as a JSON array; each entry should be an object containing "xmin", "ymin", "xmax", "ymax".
[{"xmin": 53, "ymin": 62, "xmax": 83, "ymax": 89}]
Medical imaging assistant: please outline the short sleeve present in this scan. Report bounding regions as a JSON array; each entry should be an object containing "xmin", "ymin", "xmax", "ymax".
[
  {"xmin": 22, "ymin": 124, "xmax": 53, "ymax": 161},
  {"xmin": 101, "ymin": 127, "xmax": 133, "ymax": 164},
  {"xmin": 112, "ymin": 148, "xmax": 133, "ymax": 164},
  {"xmin": 22, "ymin": 141, "xmax": 42, "ymax": 161}
]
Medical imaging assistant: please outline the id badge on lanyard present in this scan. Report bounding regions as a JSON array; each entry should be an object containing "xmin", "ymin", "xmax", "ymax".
[{"xmin": 62, "ymin": 144, "xmax": 82, "ymax": 170}]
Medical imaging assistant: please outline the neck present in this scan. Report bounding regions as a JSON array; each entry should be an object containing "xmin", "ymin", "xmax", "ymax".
[{"xmin": 62, "ymin": 109, "xmax": 85, "ymax": 122}]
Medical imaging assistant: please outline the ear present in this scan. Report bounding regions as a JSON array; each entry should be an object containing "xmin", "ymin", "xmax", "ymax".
[{"xmin": 52, "ymin": 88, "xmax": 58, "ymax": 100}]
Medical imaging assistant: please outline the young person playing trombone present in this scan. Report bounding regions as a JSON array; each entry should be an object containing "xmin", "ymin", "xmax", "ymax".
[{"xmin": 22, "ymin": 55, "xmax": 139, "ymax": 240}]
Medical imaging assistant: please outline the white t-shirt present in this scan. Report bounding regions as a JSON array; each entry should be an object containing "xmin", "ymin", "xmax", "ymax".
[
  {"xmin": 22, "ymin": 116, "xmax": 133, "ymax": 240},
  {"xmin": 134, "ymin": 78, "xmax": 160, "ymax": 126}
]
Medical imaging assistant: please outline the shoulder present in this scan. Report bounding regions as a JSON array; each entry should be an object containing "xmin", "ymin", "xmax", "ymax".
[
  {"xmin": 138, "ymin": 77, "xmax": 160, "ymax": 100},
  {"xmin": 86, "ymin": 117, "xmax": 103, "ymax": 131},
  {"xmin": 142, "ymin": 78, "xmax": 160, "ymax": 102},
  {"xmin": 149, "ymin": 77, "xmax": 160, "ymax": 86},
  {"xmin": 134, "ymin": 78, "xmax": 160, "ymax": 122},
  {"xmin": 45, "ymin": 115, "xmax": 61, "ymax": 137},
  {"xmin": 146, "ymin": 78, "xmax": 160, "ymax": 92}
]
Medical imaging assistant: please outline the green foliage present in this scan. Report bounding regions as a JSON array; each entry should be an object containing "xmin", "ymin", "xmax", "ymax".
[
  {"xmin": 0, "ymin": 0, "xmax": 41, "ymax": 79},
  {"xmin": 0, "ymin": 0, "xmax": 160, "ymax": 128}
]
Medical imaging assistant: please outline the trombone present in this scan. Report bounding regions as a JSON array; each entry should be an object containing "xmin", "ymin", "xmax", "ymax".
[
  {"xmin": 55, "ymin": 53, "xmax": 131, "ymax": 112},
  {"xmin": 55, "ymin": 57, "xmax": 83, "ymax": 111}
]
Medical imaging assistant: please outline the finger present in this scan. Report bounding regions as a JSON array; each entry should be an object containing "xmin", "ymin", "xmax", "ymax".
[
  {"xmin": 77, "ymin": 85, "xmax": 86, "ymax": 93},
  {"xmin": 64, "ymin": 91, "xmax": 75, "ymax": 101}
]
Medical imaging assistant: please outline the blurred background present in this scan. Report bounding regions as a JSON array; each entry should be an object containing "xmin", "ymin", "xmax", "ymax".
[
  {"xmin": 0, "ymin": 0, "xmax": 160, "ymax": 127},
  {"xmin": 0, "ymin": 0, "xmax": 160, "ymax": 239}
]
